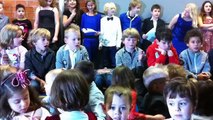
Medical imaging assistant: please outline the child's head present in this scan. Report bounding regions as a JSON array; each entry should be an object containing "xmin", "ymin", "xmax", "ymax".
[
  {"xmin": 64, "ymin": 24, "xmax": 81, "ymax": 50},
  {"xmin": 184, "ymin": 28, "xmax": 202, "ymax": 52},
  {"xmin": 66, "ymin": 0, "xmax": 80, "ymax": 9},
  {"xmin": 128, "ymin": 0, "xmax": 142, "ymax": 14},
  {"xmin": 16, "ymin": 4, "xmax": 25, "ymax": 19},
  {"xmin": 105, "ymin": 85, "xmax": 132, "ymax": 120},
  {"xmin": 39, "ymin": 0, "xmax": 56, "ymax": 7},
  {"xmin": 143, "ymin": 65, "xmax": 168, "ymax": 93},
  {"xmin": 200, "ymin": 1, "xmax": 213, "ymax": 20},
  {"xmin": 44, "ymin": 69, "xmax": 64, "ymax": 96},
  {"xmin": 0, "ymin": 65, "xmax": 41, "ymax": 118},
  {"xmin": 103, "ymin": 2, "xmax": 117, "ymax": 16},
  {"xmin": 164, "ymin": 78, "xmax": 198, "ymax": 120},
  {"xmin": 28, "ymin": 28, "xmax": 50, "ymax": 52},
  {"xmin": 156, "ymin": 27, "xmax": 173, "ymax": 51},
  {"xmin": 86, "ymin": 0, "xmax": 97, "ymax": 12},
  {"xmin": 112, "ymin": 66, "xmax": 135, "ymax": 89},
  {"xmin": 0, "ymin": 1, "xmax": 4, "ymax": 14},
  {"xmin": 151, "ymin": 4, "xmax": 161, "ymax": 19},
  {"xmin": 166, "ymin": 63, "xmax": 187, "ymax": 80},
  {"xmin": 183, "ymin": 3, "xmax": 198, "ymax": 27},
  {"xmin": 74, "ymin": 60, "xmax": 95, "ymax": 85},
  {"xmin": 0, "ymin": 24, "xmax": 23, "ymax": 49},
  {"xmin": 50, "ymin": 69, "xmax": 89, "ymax": 111},
  {"xmin": 122, "ymin": 28, "xmax": 140, "ymax": 50}
]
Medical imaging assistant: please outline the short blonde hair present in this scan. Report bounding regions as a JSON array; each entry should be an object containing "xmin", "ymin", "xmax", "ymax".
[
  {"xmin": 28, "ymin": 28, "xmax": 50, "ymax": 45},
  {"xmin": 64, "ymin": 23, "xmax": 80, "ymax": 36},
  {"xmin": 103, "ymin": 2, "xmax": 117, "ymax": 14},
  {"xmin": 128, "ymin": 0, "xmax": 142, "ymax": 11},
  {"xmin": 121, "ymin": 28, "xmax": 140, "ymax": 41},
  {"xmin": 0, "ymin": 24, "xmax": 22, "ymax": 49},
  {"xmin": 185, "ymin": 3, "xmax": 198, "ymax": 28}
]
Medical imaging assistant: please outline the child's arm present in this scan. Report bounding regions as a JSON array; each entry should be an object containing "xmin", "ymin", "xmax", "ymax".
[
  {"xmin": 55, "ymin": 48, "xmax": 65, "ymax": 69},
  {"xmin": 52, "ymin": 7, "xmax": 60, "ymax": 43},
  {"xmin": 34, "ymin": 7, "xmax": 40, "ymax": 29},
  {"xmin": 168, "ymin": 14, "xmax": 179, "ymax": 30},
  {"xmin": 198, "ymin": 16, "xmax": 213, "ymax": 30},
  {"xmin": 63, "ymin": 9, "xmax": 76, "ymax": 27}
]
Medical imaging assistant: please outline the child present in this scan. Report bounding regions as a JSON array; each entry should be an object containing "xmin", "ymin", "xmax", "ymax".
[
  {"xmin": 56, "ymin": 24, "xmax": 89, "ymax": 69},
  {"xmin": 45, "ymin": 69, "xmax": 89, "ymax": 120},
  {"xmin": 0, "ymin": 65, "xmax": 50, "ymax": 119},
  {"xmin": 146, "ymin": 27, "xmax": 179, "ymax": 67},
  {"xmin": 142, "ymin": 65, "xmax": 170, "ymax": 118},
  {"xmin": 25, "ymin": 28, "xmax": 55, "ymax": 93},
  {"xmin": 179, "ymin": 28, "xmax": 211, "ymax": 80},
  {"xmin": 198, "ymin": 1, "xmax": 213, "ymax": 52},
  {"xmin": 0, "ymin": 1, "xmax": 9, "ymax": 30},
  {"xmin": 142, "ymin": 4, "xmax": 166, "ymax": 42},
  {"xmin": 12, "ymin": 4, "xmax": 33, "ymax": 49},
  {"xmin": 74, "ymin": 60, "xmax": 105, "ymax": 120},
  {"xmin": 163, "ymin": 77, "xmax": 198, "ymax": 120},
  {"xmin": 34, "ymin": 0, "xmax": 60, "ymax": 52},
  {"xmin": 169, "ymin": 3, "xmax": 198, "ymax": 55},
  {"xmin": 99, "ymin": 2, "xmax": 122, "ymax": 68},
  {"xmin": 0, "ymin": 24, "xmax": 28, "ymax": 70},
  {"xmin": 115, "ymin": 28, "xmax": 145, "ymax": 70},
  {"xmin": 120, "ymin": 0, "xmax": 142, "ymax": 35},
  {"xmin": 81, "ymin": 0, "xmax": 101, "ymax": 66}
]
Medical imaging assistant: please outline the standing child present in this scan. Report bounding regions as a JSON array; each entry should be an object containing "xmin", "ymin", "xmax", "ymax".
[
  {"xmin": 198, "ymin": 1, "xmax": 213, "ymax": 52},
  {"xmin": 34, "ymin": 0, "xmax": 60, "ymax": 52},
  {"xmin": 0, "ymin": 2, "xmax": 9, "ymax": 30},
  {"xmin": 179, "ymin": 28, "xmax": 211, "ymax": 80},
  {"xmin": 12, "ymin": 4, "xmax": 33, "ymax": 49},
  {"xmin": 25, "ymin": 28, "xmax": 55, "ymax": 93},
  {"xmin": 163, "ymin": 77, "xmax": 198, "ymax": 120},
  {"xmin": 169, "ymin": 3, "xmax": 198, "ymax": 55},
  {"xmin": 0, "ymin": 24, "xmax": 28, "ymax": 70},
  {"xmin": 56, "ymin": 24, "xmax": 89, "ymax": 69},
  {"xmin": 99, "ymin": 2, "xmax": 122, "ymax": 68},
  {"xmin": 81, "ymin": 0, "xmax": 101, "ymax": 66},
  {"xmin": 0, "ymin": 65, "xmax": 50, "ymax": 119}
]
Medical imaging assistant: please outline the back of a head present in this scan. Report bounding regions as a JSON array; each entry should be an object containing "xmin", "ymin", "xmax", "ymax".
[
  {"xmin": 155, "ymin": 27, "xmax": 173, "ymax": 42},
  {"xmin": 166, "ymin": 63, "xmax": 187, "ymax": 79}
]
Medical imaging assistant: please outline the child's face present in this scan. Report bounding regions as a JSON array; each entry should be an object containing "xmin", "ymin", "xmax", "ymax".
[
  {"xmin": 107, "ymin": 94, "xmax": 130, "ymax": 120},
  {"xmin": 8, "ymin": 88, "xmax": 30, "ymax": 114},
  {"xmin": 0, "ymin": 4, "xmax": 3, "ymax": 14},
  {"xmin": 87, "ymin": 1, "xmax": 95, "ymax": 12},
  {"xmin": 183, "ymin": 7, "xmax": 191, "ymax": 18},
  {"xmin": 107, "ymin": 8, "xmax": 116, "ymax": 16},
  {"xmin": 34, "ymin": 36, "xmax": 49, "ymax": 52},
  {"xmin": 46, "ymin": 0, "xmax": 53, "ymax": 6},
  {"xmin": 166, "ymin": 94, "xmax": 193, "ymax": 120},
  {"xmin": 157, "ymin": 40, "xmax": 172, "ymax": 51},
  {"xmin": 16, "ymin": 7, "xmax": 25, "ymax": 19},
  {"xmin": 151, "ymin": 8, "xmax": 161, "ymax": 19},
  {"xmin": 12, "ymin": 30, "xmax": 23, "ymax": 48},
  {"xmin": 131, "ymin": 5, "xmax": 141, "ymax": 15},
  {"xmin": 187, "ymin": 37, "xmax": 202, "ymax": 52},
  {"xmin": 67, "ymin": 0, "xmax": 77, "ymax": 8},
  {"xmin": 64, "ymin": 31, "xmax": 80, "ymax": 50},
  {"xmin": 204, "ymin": 2, "xmax": 212, "ymax": 13},
  {"xmin": 123, "ymin": 36, "xmax": 138, "ymax": 50}
]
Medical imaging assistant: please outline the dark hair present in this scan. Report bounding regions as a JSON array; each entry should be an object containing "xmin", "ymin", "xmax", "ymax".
[
  {"xmin": 151, "ymin": 4, "xmax": 161, "ymax": 11},
  {"xmin": 166, "ymin": 63, "xmax": 187, "ymax": 79},
  {"xmin": 194, "ymin": 81, "xmax": 213, "ymax": 116},
  {"xmin": 16, "ymin": 4, "xmax": 25, "ymax": 10},
  {"xmin": 0, "ymin": 1, "xmax": 3, "ymax": 6},
  {"xmin": 163, "ymin": 77, "xmax": 198, "ymax": 107},
  {"xmin": 50, "ymin": 69, "xmax": 89, "ymax": 111},
  {"xmin": 155, "ymin": 27, "xmax": 173, "ymax": 42},
  {"xmin": 112, "ymin": 66, "xmax": 135, "ymax": 89},
  {"xmin": 200, "ymin": 1, "xmax": 213, "ymax": 21},
  {"xmin": 184, "ymin": 28, "xmax": 203, "ymax": 43},
  {"xmin": 74, "ymin": 60, "xmax": 95, "ymax": 84}
]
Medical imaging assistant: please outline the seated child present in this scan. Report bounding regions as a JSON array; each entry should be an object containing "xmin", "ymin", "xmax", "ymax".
[
  {"xmin": 142, "ymin": 65, "xmax": 170, "ymax": 118},
  {"xmin": 0, "ymin": 65, "xmax": 50, "ymax": 119},
  {"xmin": 74, "ymin": 60, "xmax": 106, "ymax": 120},
  {"xmin": 146, "ymin": 27, "xmax": 179, "ymax": 66},
  {"xmin": 0, "ymin": 2, "xmax": 9, "ymax": 30},
  {"xmin": 163, "ymin": 77, "xmax": 198, "ymax": 120},
  {"xmin": 179, "ymin": 28, "xmax": 211, "ymax": 80},
  {"xmin": 56, "ymin": 24, "xmax": 89, "ymax": 69}
]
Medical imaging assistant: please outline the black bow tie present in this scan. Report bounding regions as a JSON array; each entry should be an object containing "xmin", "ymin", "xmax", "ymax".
[{"xmin": 107, "ymin": 17, "xmax": 113, "ymax": 21}]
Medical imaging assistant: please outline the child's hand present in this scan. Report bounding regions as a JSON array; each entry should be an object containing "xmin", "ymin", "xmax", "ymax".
[
  {"xmin": 70, "ymin": 9, "xmax": 76, "ymax": 18},
  {"xmin": 138, "ymin": 51, "xmax": 145, "ymax": 61},
  {"xmin": 167, "ymin": 50, "xmax": 174, "ymax": 57},
  {"xmin": 155, "ymin": 48, "xmax": 166, "ymax": 55},
  {"xmin": 52, "ymin": 36, "xmax": 58, "ymax": 43},
  {"xmin": 197, "ymin": 73, "xmax": 210, "ymax": 80},
  {"xmin": 142, "ymin": 34, "xmax": 147, "ymax": 39}
]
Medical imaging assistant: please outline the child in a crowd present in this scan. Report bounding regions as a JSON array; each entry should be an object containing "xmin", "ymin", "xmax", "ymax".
[
  {"xmin": 34, "ymin": 0, "xmax": 60, "ymax": 52},
  {"xmin": 163, "ymin": 77, "xmax": 198, "ymax": 120},
  {"xmin": 56, "ymin": 24, "xmax": 89, "ymax": 69},
  {"xmin": 0, "ymin": 65, "xmax": 50, "ymax": 119},
  {"xmin": 81, "ymin": 0, "xmax": 101, "ymax": 66},
  {"xmin": 198, "ymin": 1, "xmax": 213, "ymax": 52},
  {"xmin": 12, "ymin": 4, "xmax": 32, "ymax": 49},
  {"xmin": 120, "ymin": 0, "xmax": 142, "ymax": 35},
  {"xmin": 191, "ymin": 81, "xmax": 213, "ymax": 120},
  {"xmin": 99, "ymin": 2, "xmax": 122, "ymax": 68},
  {"xmin": 45, "ymin": 69, "xmax": 90, "ymax": 120},
  {"xmin": 146, "ymin": 27, "xmax": 179, "ymax": 67},
  {"xmin": 179, "ymin": 28, "xmax": 211, "ymax": 80},
  {"xmin": 25, "ymin": 28, "xmax": 55, "ymax": 93},
  {"xmin": 142, "ymin": 65, "xmax": 170, "ymax": 118},
  {"xmin": 0, "ymin": 24, "xmax": 28, "ymax": 70},
  {"xmin": 169, "ymin": 3, "xmax": 198, "ymax": 55},
  {"xmin": 142, "ymin": 4, "xmax": 166, "ymax": 42},
  {"xmin": 208, "ymin": 49, "xmax": 213, "ymax": 80},
  {"xmin": 74, "ymin": 60, "xmax": 105, "ymax": 120},
  {"xmin": 0, "ymin": 1, "xmax": 9, "ymax": 30}
]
